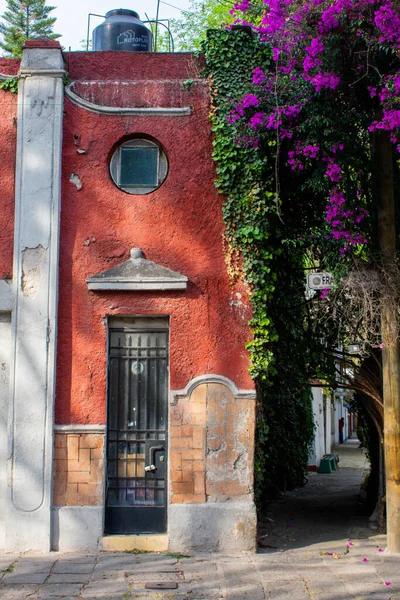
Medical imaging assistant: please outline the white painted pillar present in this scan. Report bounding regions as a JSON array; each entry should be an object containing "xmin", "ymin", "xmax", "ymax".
[
  {"xmin": 310, "ymin": 387, "xmax": 325, "ymax": 467},
  {"xmin": 325, "ymin": 396, "xmax": 332, "ymax": 454},
  {"xmin": 0, "ymin": 312, "xmax": 12, "ymax": 549},
  {"xmin": 6, "ymin": 42, "xmax": 64, "ymax": 552}
]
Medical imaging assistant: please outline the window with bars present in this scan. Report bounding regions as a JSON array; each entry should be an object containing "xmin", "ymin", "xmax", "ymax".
[{"xmin": 109, "ymin": 138, "xmax": 168, "ymax": 195}]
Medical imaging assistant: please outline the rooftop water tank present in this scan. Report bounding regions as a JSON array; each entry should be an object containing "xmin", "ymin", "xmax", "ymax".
[{"xmin": 92, "ymin": 9, "xmax": 152, "ymax": 52}]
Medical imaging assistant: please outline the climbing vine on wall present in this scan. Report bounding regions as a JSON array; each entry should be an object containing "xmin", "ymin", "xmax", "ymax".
[
  {"xmin": 204, "ymin": 29, "xmax": 318, "ymax": 500},
  {"xmin": 0, "ymin": 76, "xmax": 18, "ymax": 92}
]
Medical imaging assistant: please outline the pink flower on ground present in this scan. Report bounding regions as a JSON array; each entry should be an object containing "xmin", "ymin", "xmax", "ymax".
[
  {"xmin": 380, "ymin": 343, "xmax": 384, "ymax": 349},
  {"xmin": 348, "ymin": 541, "xmax": 353, "ymax": 546},
  {"xmin": 363, "ymin": 558, "xmax": 368, "ymax": 562},
  {"xmin": 385, "ymin": 582, "xmax": 391, "ymax": 586},
  {"xmin": 378, "ymin": 548, "xmax": 383, "ymax": 552}
]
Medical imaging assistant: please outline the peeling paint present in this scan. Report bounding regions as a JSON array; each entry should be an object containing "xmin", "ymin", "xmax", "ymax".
[
  {"xmin": 21, "ymin": 245, "xmax": 46, "ymax": 297},
  {"xmin": 69, "ymin": 173, "xmax": 83, "ymax": 190},
  {"xmin": 84, "ymin": 236, "xmax": 96, "ymax": 247},
  {"xmin": 230, "ymin": 292, "xmax": 249, "ymax": 320}
]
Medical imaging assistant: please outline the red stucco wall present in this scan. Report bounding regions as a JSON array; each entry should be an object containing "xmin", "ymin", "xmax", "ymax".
[
  {"xmin": 54, "ymin": 52, "xmax": 253, "ymax": 425},
  {"xmin": 0, "ymin": 59, "xmax": 19, "ymax": 279}
]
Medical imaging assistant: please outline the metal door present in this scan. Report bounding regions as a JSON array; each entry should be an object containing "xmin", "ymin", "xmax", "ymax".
[{"xmin": 105, "ymin": 327, "xmax": 168, "ymax": 534}]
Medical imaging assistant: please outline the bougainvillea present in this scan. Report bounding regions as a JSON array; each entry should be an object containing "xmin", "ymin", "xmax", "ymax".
[
  {"xmin": 229, "ymin": 0, "xmax": 400, "ymax": 253},
  {"xmin": 204, "ymin": 0, "xmax": 400, "ymax": 500}
]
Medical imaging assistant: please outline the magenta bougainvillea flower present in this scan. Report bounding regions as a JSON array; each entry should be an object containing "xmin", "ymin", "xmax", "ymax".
[
  {"xmin": 320, "ymin": 288, "xmax": 330, "ymax": 300},
  {"xmin": 228, "ymin": 0, "xmax": 400, "ymax": 252}
]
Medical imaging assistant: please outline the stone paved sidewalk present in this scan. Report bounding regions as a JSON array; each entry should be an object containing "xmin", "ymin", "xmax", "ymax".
[
  {"xmin": 0, "ymin": 538, "xmax": 399, "ymax": 600},
  {"xmin": 1, "ymin": 440, "xmax": 399, "ymax": 599}
]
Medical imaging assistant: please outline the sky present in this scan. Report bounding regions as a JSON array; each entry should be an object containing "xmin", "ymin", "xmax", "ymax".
[{"xmin": 0, "ymin": 0, "xmax": 193, "ymax": 51}]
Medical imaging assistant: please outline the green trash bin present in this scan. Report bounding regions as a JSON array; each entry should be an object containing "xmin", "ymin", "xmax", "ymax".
[
  {"xmin": 324, "ymin": 453, "xmax": 339, "ymax": 470},
  {"xmin": 318, "ymin": 457, "xmax": 333, "ymax": 473}
]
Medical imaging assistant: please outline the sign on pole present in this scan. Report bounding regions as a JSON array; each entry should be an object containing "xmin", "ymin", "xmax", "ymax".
[{"xmin": 307, "ymin": 272, "xmax": 334, "ymax": 290}]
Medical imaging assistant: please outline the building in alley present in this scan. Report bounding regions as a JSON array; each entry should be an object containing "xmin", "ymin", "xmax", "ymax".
[
  {"xmin": 0, "ymin": 11, "xmax": 256, "ymax": 553},
  {"xmin": 309, "ymin": 381, "xmax": 356, "ymax": 472}
]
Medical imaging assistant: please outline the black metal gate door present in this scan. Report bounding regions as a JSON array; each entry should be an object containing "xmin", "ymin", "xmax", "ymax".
[{"xmin": 105, "ymin": 327, "xmax": 168, "ymax": 534}]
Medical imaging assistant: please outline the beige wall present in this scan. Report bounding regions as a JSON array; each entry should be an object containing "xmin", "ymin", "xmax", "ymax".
[
  {"xmin": 53, "ymin": 433, "xmax": 104, "ymax": 506},
  {"xmin": 170, "ymin": 382, "xmax": 255, "ymax": 504}
]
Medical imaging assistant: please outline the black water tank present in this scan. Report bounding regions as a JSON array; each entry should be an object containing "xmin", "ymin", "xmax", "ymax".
[{"xmin": 92, "ymin": 9, "xmax": 152, "ymax": 52}]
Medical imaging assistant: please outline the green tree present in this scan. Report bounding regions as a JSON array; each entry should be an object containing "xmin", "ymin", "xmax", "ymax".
[
  {"xmin": 170, "ymin": 0, "xmax": 233, "ymax": 51},
  {"xmin": 0, "ymin": 0, "xmax": 61, "ymax": 58}
]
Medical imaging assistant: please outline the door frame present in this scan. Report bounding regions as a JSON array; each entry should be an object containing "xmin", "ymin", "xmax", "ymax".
[{"xmin": 104, "ymin": 315, "xmax": 170, "ymax": 535}]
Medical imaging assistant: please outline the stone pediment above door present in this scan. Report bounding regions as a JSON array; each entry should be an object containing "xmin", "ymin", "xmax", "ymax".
[{"xmin": 86, "ymin": 248, "xmax": 188, "ymax": 291}]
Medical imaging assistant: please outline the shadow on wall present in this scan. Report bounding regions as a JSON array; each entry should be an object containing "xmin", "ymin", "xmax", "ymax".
[{"xmin": 51, "ymin": 505, "xmax": 103, "ymax": 552}]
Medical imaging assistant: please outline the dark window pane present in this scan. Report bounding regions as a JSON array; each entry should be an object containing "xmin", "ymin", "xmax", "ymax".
[{"xmin": 120, "ymin": 147, "xmax": 158, "ymax": 187}]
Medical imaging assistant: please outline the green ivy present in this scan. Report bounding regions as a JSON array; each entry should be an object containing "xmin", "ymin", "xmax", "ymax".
[
  {"xmin": 0, "ymin": 76, "xmax": 19, "ymax": 93},
  {"xmin": 204, "ymin": 29, "xmax": 315, "ymax": 502},
  {"xmin": 0, "ymin": 73, "xmax": 71, "ymax": 92}
]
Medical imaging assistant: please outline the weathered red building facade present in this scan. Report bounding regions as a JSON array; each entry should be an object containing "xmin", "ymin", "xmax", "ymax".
[{"xmin": 0, "ymin": 39, "xmax": 256, "ymax": 553}]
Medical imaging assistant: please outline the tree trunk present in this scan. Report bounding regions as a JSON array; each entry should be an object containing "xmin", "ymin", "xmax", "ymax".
[
  {"xmin": 376, "ymin": 129, "xmax": 400, "ymax": 552},
  {"xmin": 378, "ymin": 435, "xmax": 386, "ymax": 528}
]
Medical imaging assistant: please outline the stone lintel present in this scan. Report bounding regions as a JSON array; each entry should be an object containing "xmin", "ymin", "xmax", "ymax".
[
  {"xmin": 88, "ymin": 281, "xmax": 187, "ymax": 291},
  {"xmin": 87, "ymin": 248, "xmax": 188, "ymax": 292},
  {"xmin": 54, "ymin": 424, "xmax": 106, "ymax": 434}
]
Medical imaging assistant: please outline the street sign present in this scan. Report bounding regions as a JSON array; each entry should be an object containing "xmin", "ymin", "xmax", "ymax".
[
  {"xmin": 307, "ymin": 272, "xmax": 334, "ymax": 290},
  {"xmin": 348, "ymin": 343, "xmax": 362, "ymax": 354}
]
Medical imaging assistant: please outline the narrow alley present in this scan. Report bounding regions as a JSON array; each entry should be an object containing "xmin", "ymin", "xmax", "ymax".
[{"xmin": 258, "ymin": 438, "xmax": 371, "ymax": 552}]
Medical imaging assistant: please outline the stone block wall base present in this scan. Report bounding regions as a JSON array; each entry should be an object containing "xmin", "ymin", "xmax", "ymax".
[
  {"xmin": 51, "ymin": 506, "xmax": 103, "ymax": 552},
  {"xmin": 168, "ymin": 501, "xmax": 257, "ymax": 553},
  {"xmin": 5, "ymin": 506, "xmax": 52, "ymax": 553},
  {"xmin": 102, "ymin": 534, "xmax": 168, "ymax": 552},
  {"xmin": 51, "ymin": 504, "xmax": 255, "ymax": 553}
]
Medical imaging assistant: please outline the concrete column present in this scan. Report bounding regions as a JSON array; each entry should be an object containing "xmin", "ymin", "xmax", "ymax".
[
  {"xmin": 6, "ymin": 41, "xmax": 64, "ymax": 552},
  {"xmin": 325, "ymin": 396, "xmax": 332, "ymax": 454},
  {"xmin": 310, "ymin": 387, "xmax": 325, "ymax": 468},
  {"xmin": 0, "ymin": 313, "xmax": 11, "ymax": 549}
]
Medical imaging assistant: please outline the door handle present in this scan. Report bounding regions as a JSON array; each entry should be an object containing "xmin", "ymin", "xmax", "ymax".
[
  {"xmin": 145, "ymin": 445, "xmax": 165, "ymax": 472},
  {"xmin": 144, "ymin": 464, "xmax": 156, "ymax": 472}
]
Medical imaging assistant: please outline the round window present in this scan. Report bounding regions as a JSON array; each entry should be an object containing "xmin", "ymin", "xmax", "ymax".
[{"xmin": 110, "ymin": 138, "xmax": 168, "ymax": 195}]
